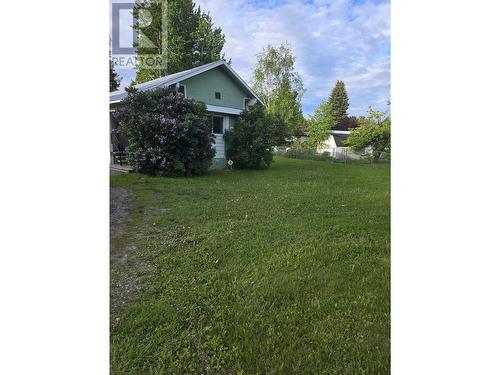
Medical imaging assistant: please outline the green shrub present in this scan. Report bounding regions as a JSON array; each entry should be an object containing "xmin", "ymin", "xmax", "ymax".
[
  {"xmin": 224, "ymin": 105, "xmax": 283, "ymax": 169},
  {"xmin": 116, "ymin": 86, "xmax": 215, "ymax": 176}
]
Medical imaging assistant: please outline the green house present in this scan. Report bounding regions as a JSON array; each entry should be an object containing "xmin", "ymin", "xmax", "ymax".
[{"xmin": 109, "ymin": 60, "xmax": 263, "ymax": 169}]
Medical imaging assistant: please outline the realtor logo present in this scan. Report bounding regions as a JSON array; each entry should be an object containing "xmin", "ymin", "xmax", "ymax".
[
  {"xmin": 111, "ymin": 2, "xmax": 136, "ymax": 55},
  {"xmin": 111, "ymin": 1, "xmax": 167, "ymax": 69}
]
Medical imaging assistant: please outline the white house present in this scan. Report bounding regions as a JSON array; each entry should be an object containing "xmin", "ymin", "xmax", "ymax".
[{"xmin": 317, "ymin": 130, "xmax": 370, "ymax": 160}]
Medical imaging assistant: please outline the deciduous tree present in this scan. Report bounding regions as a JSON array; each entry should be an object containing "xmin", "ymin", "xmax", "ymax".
[
  {"xmin": 192, "ymin": 7, "xmax": 225, "ymax": 66},
  {"xmin": 335, "ymin": 115, "xmax": 359, "ymax": 130},
  {"xmin": 344, "ymin": 107, "xmax": 390, "ymax": 162},
  {"xmin": 252, "ymin": 44, "xmax": 305, "ymax": 136},
  {"xmin": 306, "ymin": 102, "xmax": 333, "ymax": 148}
]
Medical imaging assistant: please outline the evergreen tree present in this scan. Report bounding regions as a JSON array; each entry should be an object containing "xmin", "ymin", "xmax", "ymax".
[
  {"xmin": 252, "ymin": 44, "xmax": 305, "ymax": 136},
  {"xmin": 328, "ymin": 80, "xmax": 349, "ymax": 128},
  {"xmin": 133, "ymin": 0, "xmax": 225, "ymax": 84},
  {"xmin": 110, "ymin": 57, "xmax": 121, "ymax": 92}
]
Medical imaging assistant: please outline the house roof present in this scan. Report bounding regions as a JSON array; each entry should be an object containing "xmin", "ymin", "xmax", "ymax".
[
  {"xmin": 110, "ymin": 60, "xmax": 264, "ymax": 105},
  {"xmin": 330, "ymin": 130, "xmax": 350, "ymax": 147}
]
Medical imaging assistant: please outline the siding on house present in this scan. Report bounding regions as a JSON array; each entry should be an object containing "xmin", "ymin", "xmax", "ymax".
[{"xmin": 180, "ymin": 66, "xmax": 250, "ymax": 110}]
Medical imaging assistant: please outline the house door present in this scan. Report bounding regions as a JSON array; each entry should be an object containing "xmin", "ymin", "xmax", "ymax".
[{"xmin": 212, "ymin": 115, "xmax": 228, "ymax": 159}]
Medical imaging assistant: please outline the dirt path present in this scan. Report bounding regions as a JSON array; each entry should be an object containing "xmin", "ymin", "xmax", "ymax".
[
  {"xmin": 110, "ymin": 187, "xmax": 131, "ymax": 238},
  {"xmin": 110, "ymin": 187, "xmax": 152, "ymax": 327}
]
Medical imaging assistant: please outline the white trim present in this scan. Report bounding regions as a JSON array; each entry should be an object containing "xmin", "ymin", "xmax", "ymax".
[
  {"xmin": 206, "ymin": 104, "xmax": 241, "ymax": 115},
  {"xmin": 243, "ymin": 97, "xmax": 250, "ymax": 111},
  {"xmin": 109, "ymin": 60, "xmax": 265, "ymax": 106},
  {"xmin": 146, "ymin": 60, "xmax": 226, "ymax": 92},
  {"xmin": 332, "ymin": 130, "xmax": 351, "ymax": 135},
  {"xmin": 178, "ymin": 83, "xmax": 186, "ymax": 96},
  {"xmin": 109, "ymin": 61, "xmax": 225, "ymax": 103}
]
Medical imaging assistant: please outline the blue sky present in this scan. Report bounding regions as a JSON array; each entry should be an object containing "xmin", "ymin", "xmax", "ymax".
[{"xmin": 112, "ymin": 0, "xmax": 390, "ymax": 117}]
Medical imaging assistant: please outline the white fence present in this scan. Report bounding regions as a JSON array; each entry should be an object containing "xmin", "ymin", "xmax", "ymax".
[
  {"xmin": 277, "ymin": 146, "xmax": 390, "ymax": 164},
  {"xmin": 323, "ymin": 147, "xmax": 364, "ymax": 161}
]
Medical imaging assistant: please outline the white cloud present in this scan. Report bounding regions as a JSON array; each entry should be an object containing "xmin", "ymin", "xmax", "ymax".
[
  {"xmin": 196, "ymin": 0, "xmax": 390, "ymax": 116},
  {"xmin": 111, "ymin": 0, "xmax": 390, "ymax": 116}
]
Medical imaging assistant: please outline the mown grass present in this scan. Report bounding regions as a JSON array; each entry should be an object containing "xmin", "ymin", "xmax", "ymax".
[{"xmin": 110, "ymin": 156, "xmax": 390, "ymax": 374}]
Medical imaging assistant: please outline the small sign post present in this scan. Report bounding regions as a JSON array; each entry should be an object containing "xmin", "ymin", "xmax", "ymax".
[{"xmin": 227, "ymin": 159, "xmax": 234, "ymax": 170}]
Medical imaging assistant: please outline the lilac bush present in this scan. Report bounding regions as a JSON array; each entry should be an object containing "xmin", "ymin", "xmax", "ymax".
[{"xmin": 116, "ymin": 86, "xmax": 215, "ymax": 176}]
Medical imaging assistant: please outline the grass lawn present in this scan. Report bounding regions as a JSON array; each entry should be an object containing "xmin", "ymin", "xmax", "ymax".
[{"xmin": 110, "ymin": 156, "xmax": 390, "ymax": 374}]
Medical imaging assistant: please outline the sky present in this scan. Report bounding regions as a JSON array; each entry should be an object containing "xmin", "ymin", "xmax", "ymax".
[{"xmin": 112, "ymin": 0, "xmax": 390, "ymax": 117}]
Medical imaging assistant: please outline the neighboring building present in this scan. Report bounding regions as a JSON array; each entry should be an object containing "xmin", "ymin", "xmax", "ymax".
[
  {"xmin": 317, "ymin": 130, "xmax": 364, "ymax": 160},
  {"xmin": 317, "ymin": 130, "xmax": 349, "ymax": 156},
  {"xmin": 109, "ymin": 60, "xmax": 263, "ymax": 169}
]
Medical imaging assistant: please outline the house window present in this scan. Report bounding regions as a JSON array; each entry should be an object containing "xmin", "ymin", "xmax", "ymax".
[
  {"xmin": 244, "ymin": 98, "xmax": 251, "ymax": 110},
  {"xmin": 212, "ymin": 116, "xmax": 224, "ymax": 134},
  {"xmin": 178, "ymin": 84, "xmax": 185, "ymax": 95},
  {"xmin": 215, "ymin": 92, "xmax": 221, "ymax": 100}
]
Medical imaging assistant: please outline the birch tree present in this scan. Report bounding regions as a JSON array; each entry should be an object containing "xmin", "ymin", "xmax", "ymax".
[{"xmin": 252, "ymin": 44, "xmax": 305, "ymax": 136}]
